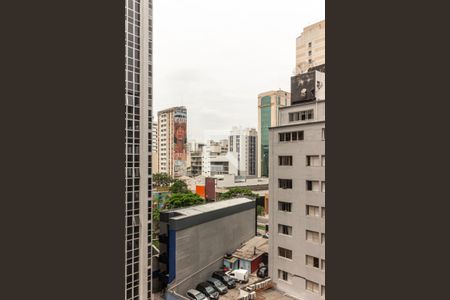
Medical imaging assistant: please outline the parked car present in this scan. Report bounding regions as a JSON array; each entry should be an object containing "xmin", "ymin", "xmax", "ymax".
[
  {"xmin": 207, "ymin": 277, "xmax": 228, "ymax": 295},
  {"xmin": 212, "ymin": 271, "xmax": 236, "ymax": 289},
  {"xmin": 196, "ymin": 282, "xmax": 220, "ymax": 300},
  {"xmin": 186, "ymin": 289, "xmax": 209, "ymax": 300},
  {"xmin": 226, "ymin": 269, "xmax": 249, "ymax": 283},
  {"xmin": 257, "ymin": 265, "xmax": 268, "ymax": 278}
]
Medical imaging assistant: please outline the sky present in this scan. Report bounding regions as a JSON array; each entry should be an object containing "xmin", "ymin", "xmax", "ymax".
[{"xmin": 153, "ymin": 0, "xmax": 325, "ymax": 142}]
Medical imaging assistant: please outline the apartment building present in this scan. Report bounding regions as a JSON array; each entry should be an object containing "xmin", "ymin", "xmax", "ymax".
[
  {"xmin": 257, "ymin": 90, "xmax": 291, "ymax": 177},
  {"xmin": 124, "ymin": 1, "xmax": 153, "ymax": 300},
  {"xmin": 268, "ymin": 69, "xmax": 325, "ymax": 300},
  {"xmin": 157, "ymin": 106, "xmax": 187, "ymax": 177},
  {"xmin": 202, "ymin": 139, "xmax": 236, "ymax": 177},
  {"xmin": 295, "ymin": 20, "xmax": 325, "ymax": 74},
  {"xmin": 187, "ymin": 141, "xmax": 205, "ymax": 177},
  {"xmin": 228, "ymin": 127, "xmax": 258, "ymax": 177}
]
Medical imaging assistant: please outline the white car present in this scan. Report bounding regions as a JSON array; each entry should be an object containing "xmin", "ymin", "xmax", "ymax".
[{"xmin": 226, "ymin": 269, "xmax": 249, "ymax": 283}]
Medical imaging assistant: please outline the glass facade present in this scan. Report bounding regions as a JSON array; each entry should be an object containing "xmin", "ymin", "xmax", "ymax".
[
  {"xmin": 125, "ymin": 1, "xmax": 152, "ymax": 300},
  {"xmin": 260, "ymin": 96, "xmax": 271, "ymax": 177}
]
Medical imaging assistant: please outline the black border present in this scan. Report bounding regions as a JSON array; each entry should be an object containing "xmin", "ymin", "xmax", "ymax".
[
  {"xmin": 327, "ymin": 0, "xmax": 449, "ymax": 299},
  {"xmin": 2, "ymin": 1, "xmax": 124, "ymax": 300}
]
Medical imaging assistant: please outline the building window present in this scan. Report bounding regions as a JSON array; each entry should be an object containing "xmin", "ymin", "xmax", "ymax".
[
  {"xmin": 279, "ymin": 179, "xmax": 293, "ymax": 189},
  {"xmin": 306, "ymin": 255, "xmax": 320, "ymax": 268},
  {"xmin": 279, "ymin": 156, "xmax": 293, "ymax": 166},
  {"xmin": 278, "ymin": 270, "xmax": 290, "ymax": 282},
  {"xmin": 306, "ymin": 205, "xmax": 320, "ymax": 217},
  {"xmin": 321, "ymin": 233, "xmax": 325, "ymax": 245},
  {"xmin": 321, "ymin": 285, "xmax": 325, "ymax": 297},
  {"xmin": 278, "ymin": 201, "xmax": 292, "ymax": 212},
  {"xmin": 306, "ymin": 280, "xmax": 320, "ymax": 294},
  {"xmin": 288, "ymin": 110, "xmax": 314, "ymax": 122},
  {"xmin": 278, "ymin": 224, "xmax": 293, "ymax": 236},
  {"xmin": 322, "ymin": 128, "xmax": 325, "ymax": 140},
  {"xmin": 308, "ymin": 59, "xmax": 313, "ymax": 64},
  {"xmin": 321, "ymin": 181, "xmax": 326, "ymax": 193},
  {"xmin": 306, "ymin": 155, "xmax": 320, "ymax": 166},
  {"xmin": 308, "ymin": 50, "xmax": 312, "ymax": 56},
  {"xmin": 308, "ymin": 42, "xmax": 312, "ymax": 48},
  {"xmin": 321, "ymin": 259, "xmax": 325, "ymax": 270},
  {"xmin": 279, "ymin": 131, "xmax": 304, "ymax": 142},
  {"xmin": 278, "ymin": 247, "xmax": 293, "ymax": 259},
  {"xmin": 306, "ymin": 230, "xmax": 320, "ymax": 243},
  {"xmin": 321, "ymin": 207, "xmax": 326, "ymax": 218},
  {"xmin": 321, "ymin": 155, "xmax": 325, "ymax": 166},
  {"xmin": 306, "ymin": 180, "xmax": 320, "ymax": 191}
]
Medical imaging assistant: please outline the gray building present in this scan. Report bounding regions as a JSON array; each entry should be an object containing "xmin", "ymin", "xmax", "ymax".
[
  {"xmin": 268, "ymin": 70, "xmax": 325, "ymax": 299},
  {"xmin": 159, "ymin": 198, "xmax": 257, "ymax": 296},
  {"xmin": 125, "ymin": 1, "xmax": 153, "ymax": 300}
]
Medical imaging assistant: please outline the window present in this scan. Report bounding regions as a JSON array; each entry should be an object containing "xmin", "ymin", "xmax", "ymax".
[
  {"xmin": 322, "ymin": 128, "xmax": 325, "ymax": 140},
  {"xmin": 278, "ymin": 247, "xmax": 293, "ymax": 259},
  {"xmin": 321, "ymin": 259, "xmax": 325, "ymax": 270},
  {"xmin": 279, "ymin": 179, "xmax": 293, "ymax": 189},
  {"xmin": 321, "ymin": 207, "xmax": 326, "ymax": 218},
  {"xmin": 306, "ymin": 180, "xmax": 320, "ymax": 191},
  {"xmin": 306, "ymin": 280, "xmax": 320, "ymax": 294},
  {"xmin": 278, "ymin": 270, "xmax": 290, "ymax": 282},
  {"xmin": 306, "ymin": 230, "xmax": 320, "ymax": 243},
  {"xmin": 308, "ymin": 42, "xmax": 312, "ymax": 48},
  {"xmin": 308, "ymin": 50, "xmax": 312, "ymax": 56},
  {"xmin": 308, "ymin": 59, "xmax": 312, "ymax": 64},
  {"xmin": 306, "ymin": 155, "xmax": 320, "ymax": 166},
  {"xmin": 306, "ymin": 255, "xmax": 320, "ymax": 268},
  {"xmin": 321, "ymin": 181, "xmax": 326, "ymax": 193},
  {"xmin": 321, "ymin": 155, "xmax": 325, "ymax": 166},
  {"xmin": 288, "ymin": 110, "xmax": 314, "ymax": 122},
  {"xmin": 306, "ymin": 205, "xmax": 320, "ymax": 217},
  {"xmin": 321, "ymin": 233, "xmax": 325, "ymax": 245},
  {"xmin": 279, "ymin": 156, "xmax": 293, "ymax": 166},
  {"xmin": 321, "ymin": 285, "xmax": 325, "ymax": 297},
  {"xmin": 278, "ymin": 224, "xmax": 293, "ymax": 236},
  {"xmin": 278, "ymin": 202, "xmax": 292, "ymax": 212},
  {"xmin": 279, "ymin": 131, "xmax": 303, "ymax": 142}
]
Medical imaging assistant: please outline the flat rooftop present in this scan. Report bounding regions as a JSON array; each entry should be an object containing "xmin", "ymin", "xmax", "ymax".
[
  {"xmin": 232, "ymin": 236, "xmax": 268, "ymax": 260},
  {"xmin": 160, "ymin": 198, "xmax": 256, "ymax": 231}
]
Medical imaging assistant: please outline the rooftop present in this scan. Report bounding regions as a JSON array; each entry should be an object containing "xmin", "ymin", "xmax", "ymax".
[
  {"xmin": 232, "ymin": 236, "xmax": 268, "ymax": 260},
  {"xmin": 169, "ymin": 197, "xmax": 254, "ymax": 221}
]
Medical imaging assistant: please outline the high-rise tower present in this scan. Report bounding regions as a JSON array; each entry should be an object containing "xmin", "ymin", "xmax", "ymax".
[{"xmin": 125, "ymin": 1, "xmax": 153, "ymax": 300}]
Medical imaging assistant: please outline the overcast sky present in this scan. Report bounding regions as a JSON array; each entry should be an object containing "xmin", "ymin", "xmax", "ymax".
[{"xmin": 153, "ymin": 0, "xmax": 325, "ymax": 142}]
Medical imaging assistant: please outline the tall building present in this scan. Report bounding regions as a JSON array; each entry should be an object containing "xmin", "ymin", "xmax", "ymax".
[
  {"xmin": 125, "ymin": 1, "xmax": 153, "ymax": 300},
  {"xmin": 187, "ymin": 141, "xmax": 205, "ymax": 177},
  {"xmin": 268, "ymin": 69, "xmax": 326, "ymax": 299},
  {"xmin": 228, "ymin": 127, "xmax": 258, "ymax": 177},
  {"xmin": 295, "ymin": 20, "xmax": 325, "ymax": 74},
  {"xmin": 157, "ymin": 106, "xmax": 187, "ymax": 178},
  {"xmin": 152, "ymin": 121, "xmax": 159, "ymax": 174},
  {"xmin": 257, "ymin": 90, "xmax": 290, "ymax": 178},
  {"xmin": 202, "ymin": 139, "xmax": 234, "ymax": 177}
]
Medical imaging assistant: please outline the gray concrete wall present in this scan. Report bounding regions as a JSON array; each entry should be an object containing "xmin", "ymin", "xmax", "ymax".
[
  {"xmin": 269, "ymin": 121, "xmax": 325, "ymax": 300},
  {"xmin": 169, "ymin": 209, "xmax": 256, "ymax": 295}
]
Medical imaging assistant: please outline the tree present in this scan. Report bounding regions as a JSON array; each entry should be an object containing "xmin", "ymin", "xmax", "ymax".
[
  {"xmin": 257, "ymin": 205, "xmax": 265, "ymax": 216},
  {"xmin": 153, "ymin": 173, "xmax": 174, "ymax": 189},
  {"xmin": 165, "ymin": 192, "xmax": 205, "ymax": 209},
  {"xmin": 169, "ymin": 179, "xmax": 189, "ymax": 194},
  {"xmin": 218, "ymin": 187, "xmax": 259, "ymax": 200}
]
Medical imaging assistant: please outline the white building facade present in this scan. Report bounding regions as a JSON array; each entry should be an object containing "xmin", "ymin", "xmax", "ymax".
[
  {"xmin": 228, "ymin": 127, "xmax": 258, "ymax": 177},
  {"xmin": 296, "ymin": 20, "xmax": 325, "ymax": 74},
  {"xmin": 124, "ymin": 1, "xmax": 153, "ymax": 299},
  {"xmin": 268, "ymin": 70, "xmax": 325, "ymax": 300}
]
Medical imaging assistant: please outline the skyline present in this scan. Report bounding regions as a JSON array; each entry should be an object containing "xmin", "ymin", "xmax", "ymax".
[{"xmin": 153, "ymin": 0, "xmax": 325, "ymax": 142}]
